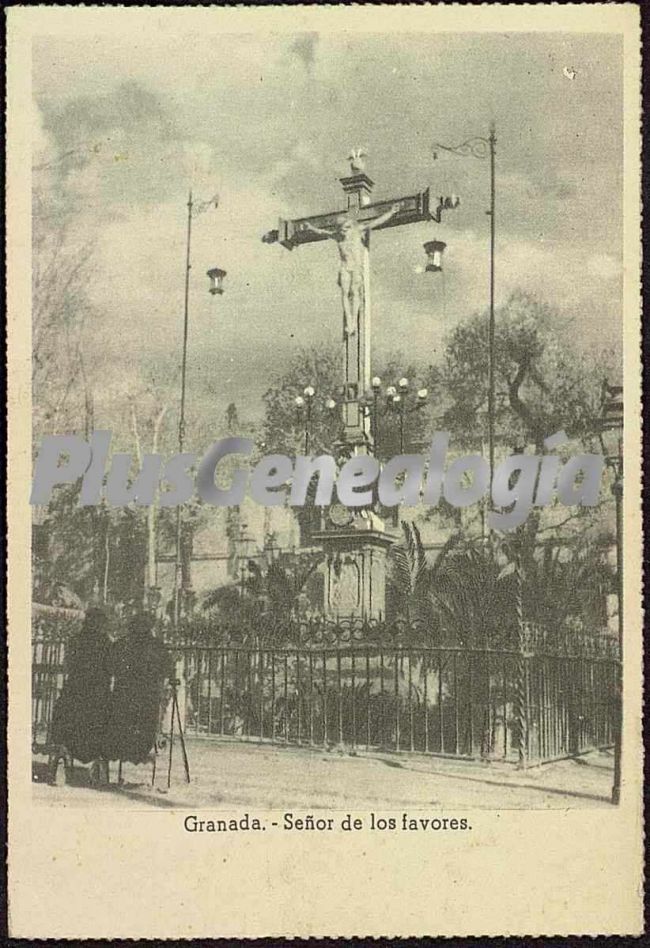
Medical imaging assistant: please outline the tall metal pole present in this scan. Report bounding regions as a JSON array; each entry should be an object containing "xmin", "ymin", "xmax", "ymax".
[
  {"xmin": 487, "ymin": 123, "xmax": 497, "ymax": 496},
  {"xmin": 305, "ymin": 400, "xmax": 312, "ymax": 455},
  {"xmin": 372, "ymin": 390, "xmax": 379, "ymax": 457},
  {"xmin": 514, "ymin": 524, "xmax": 528, "ymax": 769},
  {"xmin": 600, "ymin": 383, "xmax": 623, "ymax": 804},
  {"xmin": 173, "ymin": 190, "xmax": 193, "ymax": 628},
  {"xmin": 612, "ymin": 437, "xmax": 623, "ymax": 804},
  {"xmin": 431, "ymin": 127, "xmax": 497, "ymax": 514},
  {"xmin": 615, "ymin": 437, "xmax": 624, "ymax": 661}
]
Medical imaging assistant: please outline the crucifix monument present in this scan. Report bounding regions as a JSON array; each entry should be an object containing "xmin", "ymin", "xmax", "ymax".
[{"xmin": 263, "ymin": 152, "xmax": 455, "ymax": 619}]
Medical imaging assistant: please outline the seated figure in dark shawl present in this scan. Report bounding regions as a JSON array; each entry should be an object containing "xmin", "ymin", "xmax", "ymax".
[
  {"xmin": 48, "ymin": 606, "xmax": 112, "ymax": 783},
  {"xmin": 105, "ymin": 612, "xmax": 174, "ymax": 765}
]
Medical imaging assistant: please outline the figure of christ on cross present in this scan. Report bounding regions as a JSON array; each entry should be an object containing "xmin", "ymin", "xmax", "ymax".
[{"xmin": 303, "ymin": 204, "xmax": 401, "ymax": 336}]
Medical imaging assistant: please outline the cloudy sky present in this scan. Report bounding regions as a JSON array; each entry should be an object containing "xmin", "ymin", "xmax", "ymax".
[{"xmin": 32, "ymin": 25, "xmax": 624, "ymax": 426}]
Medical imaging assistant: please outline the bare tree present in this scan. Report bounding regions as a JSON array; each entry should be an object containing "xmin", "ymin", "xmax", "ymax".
[{"xmin": 32, "ymin": 187, "xmax": 97, "ymax": 439}]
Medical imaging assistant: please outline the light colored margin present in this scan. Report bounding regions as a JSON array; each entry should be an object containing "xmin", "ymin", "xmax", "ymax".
[{"xmin": 6, "ymin": 4, "xmax": 643, "ymax": 938}]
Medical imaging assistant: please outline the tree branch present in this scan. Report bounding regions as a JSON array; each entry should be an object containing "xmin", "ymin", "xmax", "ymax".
[
  {"xmin": 130, "ymin": 403, "xmax": 143, "ymax": 466},
  {"xmin": 506, "ymin": 357, "xmax": 544, "ymax": 447}
]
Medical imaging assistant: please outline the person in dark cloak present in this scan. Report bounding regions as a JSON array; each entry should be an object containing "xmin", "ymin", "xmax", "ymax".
[
  {"xmin": 105, "ymin": 611, "xmax": 174, "ymax": 766},
  {"xmin": 48, "ymin": 606, "xmax": 112, "ymax": 784}
]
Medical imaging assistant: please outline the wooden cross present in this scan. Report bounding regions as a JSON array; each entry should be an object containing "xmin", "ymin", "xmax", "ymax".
[{"xmin": 263, "ymin": 157, "xmax": 454, "ymax": 453}]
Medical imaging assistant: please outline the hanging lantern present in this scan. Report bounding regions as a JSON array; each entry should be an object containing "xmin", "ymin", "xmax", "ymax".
[
  {"xmin": 207, "ymin": 267, "xmax": 227, "ymax": 295},
  {"xmin": 423, "ymin": 240, "xmax": 446, "ymax": 273}
]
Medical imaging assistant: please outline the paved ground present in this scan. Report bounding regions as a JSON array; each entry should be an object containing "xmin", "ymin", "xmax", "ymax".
[{"xmin": 32, "ymin": 738, "xmax": 616, "ymax": 810}]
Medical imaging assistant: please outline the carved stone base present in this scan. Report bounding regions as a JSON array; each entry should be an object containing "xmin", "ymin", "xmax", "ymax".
[{"xmin": 311, "ymin": 521, "xmax": 396, "ymax": 620}]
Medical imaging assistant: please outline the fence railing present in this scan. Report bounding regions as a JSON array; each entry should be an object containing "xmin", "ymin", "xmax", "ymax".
[
  {"xmin": 32, "ymin": 639, "xmax": 66, "ymax": 747},
  {"xmin": 32, "ymin": 636, "xmax": 619, "ymax": 767}
]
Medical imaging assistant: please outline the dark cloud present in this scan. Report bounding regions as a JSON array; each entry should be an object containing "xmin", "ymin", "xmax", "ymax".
[
  {"xmin": 38, "ymin": 80, "xmax": 180, "ymax": 172},
  {"xmin": 290, "ymin": 33, "xmax": 319, "ymax": 72},
  {"xmin": 35, "ymin": 80, "xmax": 211, "ymax": 213}
]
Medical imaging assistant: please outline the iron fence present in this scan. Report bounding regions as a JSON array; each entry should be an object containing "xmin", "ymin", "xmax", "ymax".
[
  {"xmin": 32, "ymin": 639, "xmax": 66, "ymax": 747},
  {"xmin": 32, "ymin": 632, "xmax": 619, "ymax": 766}
]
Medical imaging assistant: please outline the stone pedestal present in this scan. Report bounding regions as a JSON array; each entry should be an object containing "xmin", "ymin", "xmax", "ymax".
[{"xmin": 312, "ymin": 514, "xmax": 396, "ymax": 620}]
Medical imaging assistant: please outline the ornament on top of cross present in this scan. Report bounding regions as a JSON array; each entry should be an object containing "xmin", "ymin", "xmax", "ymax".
[{"xmin": 348, "ymin": 148, "xmax": 368, "ymax": 173}]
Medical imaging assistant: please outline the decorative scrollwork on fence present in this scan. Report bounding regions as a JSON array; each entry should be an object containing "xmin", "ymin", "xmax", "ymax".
[
  {"xmin": 164, "ymin": 616, "xmax": 621, "ymax": 659},
  {"xmin": 165, "ymin": 615, "xmax": 440, "ymax": 649},
  {"xmin": 32, "ymin": 602, "xmax": 619, "ymax": 661}
]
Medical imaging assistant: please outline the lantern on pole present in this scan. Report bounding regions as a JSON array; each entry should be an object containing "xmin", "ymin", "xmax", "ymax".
[
  {"xmin": 423, "ymin": 239, "xmax": 446, "ymax": 273},
  {"xmin": 207, "ymin": 267, "xmax": 227, "ymax": 295}
]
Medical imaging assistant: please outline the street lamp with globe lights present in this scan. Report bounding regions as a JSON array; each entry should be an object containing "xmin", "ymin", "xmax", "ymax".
[
  {"xmin": 390, "ymin": 381, "xmax": 429, "ymax": 454},
  {"xmin": 359, "ymin": 376, "xmax": 429, "ymax": 526},
  {"xmin": 294, "ymin": 386, "xmax": 337, "ymax": 454},
  {"xmin": 361, "ymin": 376, "xmax": 429, "ymax": 457}
]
